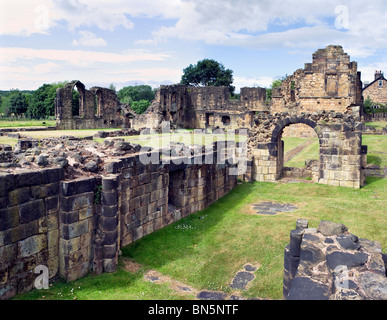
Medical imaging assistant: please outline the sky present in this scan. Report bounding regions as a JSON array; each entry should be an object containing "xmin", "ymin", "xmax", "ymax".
[{"xmin": 1, "ymin": 0, "xmax": 387, "ymax": 92}]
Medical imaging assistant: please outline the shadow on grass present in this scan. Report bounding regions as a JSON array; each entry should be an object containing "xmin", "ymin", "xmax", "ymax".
[
  {"xmin": 365, "ymin": 176, "xmax": 386, "ymax": 187},
  {"xmin": 367, "ymin": 154, "xmax": 382, "ymax": 167},
  {"xmin": 121, "ymin": 182, "xmax": 254, "ymax": 270}
]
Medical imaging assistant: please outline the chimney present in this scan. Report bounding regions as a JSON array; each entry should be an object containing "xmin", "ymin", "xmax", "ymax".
[{"xmin": 375, "ymin": 70, "xmax": 384, "ymax": 81}]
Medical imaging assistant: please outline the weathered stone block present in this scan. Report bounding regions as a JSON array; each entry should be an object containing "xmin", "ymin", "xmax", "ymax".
[
  {"xmin": 101, "ymin": 190, "xmax": 118, "ymax": 206},
  {"xmin": 0, "ymin": 243, "xmax": 17, "ymax": 262},
  {"xmin": 41, "ymin": 167, "xmax": 64, "ymax": 184},
  {"xmin": 317, "ymin": 221, "xmax": 348, "ymax": 236},
  {"xmin": 18, "ymin": 234, "xmax": 47, "ymax": 258},
  {"xmin": 60, "ymin": 192, "xmax": 94, "ymax": 212},
  {"xmin": 45, "ymin": 196, "xmax": 59, "ymax": 212},
  {"xmin": 103, "ymin": 243, "xmax": 117, "ymax": 259},
  {"xmin": 8, "ymin": 187, "xmax": 31, "ymax": 206},
  {"xmin": 100, "ymin": 215, "xmax": 118, "ymax": 232},
  {"xmin": 79, "ymin": 207, "xmax": 93, "ymax": 221},
  {"xmin": 59, "ymin": 237, "xmax": 81, "ymax": 255},
  {"xmin": 59, "ymin": 210, "xmax": 79, "ymax": 224},
  {"xmin": 19, "ymin": 199, "xmax": 45, "ymax": 224},
  {"xmin": 0, "ymin": 206, "xmax": 19, "ymax": 231},
  {"xmin": 101, "ymin": 204, "xmax": 118, "ymax": 218},
  {"xmin": 14, "ymin": 171, "xmax": 42, "ymax": 188},
  {"xmin": 103, "ymin": 229, "xmax": 118, "ymax": 246},
  {"xmin": 60, "ymin": 219, "xmax": 89, "ymax": 240}
]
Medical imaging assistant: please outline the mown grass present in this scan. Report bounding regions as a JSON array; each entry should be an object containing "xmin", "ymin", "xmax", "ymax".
[
  {"xmin": 283, "ymin": 135, "xmax": 387, "ymax": 169},
  {"xmin": 365, "ymin": 121, "xmax": 387, "ymax": 130},
  {"xmin": 283, "ymin": 137, "xmax": 319, "ymax": 168},
  {"xmin": 14, "ymin": 177, "xmax": 387, "ymax": 301},
  {"xmin": 0, "ymin": 120, "xmax": 56, "ymax": 128}
]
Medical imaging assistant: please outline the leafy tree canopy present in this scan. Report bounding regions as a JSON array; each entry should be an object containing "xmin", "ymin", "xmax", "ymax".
[
  {"xmin": 266, "ymin": 76, "xmax": 287, "ymax": 101},
  {"xmin": 9, "ymin": 90, "xmax": 29, "ymax": 116},
  {"xmin": 180, "ymin": 59, "xmax": 235, "ymax": 95},
  {"xmin": 27, "ymin": 82, "xmax": 67, "ymax": 119},
  {"xmin": 117, "ymin": 85, "xmax": 155, "ymax": 114}
]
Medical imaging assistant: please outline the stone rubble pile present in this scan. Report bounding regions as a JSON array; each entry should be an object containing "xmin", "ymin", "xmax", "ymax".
[{"xmin": 284, "ymin": 220, "xmax": 387, "ymax": 300}]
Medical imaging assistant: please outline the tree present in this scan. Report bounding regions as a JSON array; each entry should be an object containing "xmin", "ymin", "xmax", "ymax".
[
  {"xmin": 117, "ymin": 85, "xmax": 155, "ymax": 114},
  {"xmin": 27, "ymin": 82, "xmax": 66, "ymax": 119},
  {"xmin": 266, "ymin": 77, "xmax": 286, "ymax": 101},
  {"xmin": 363, "ymin": 96, "xmax": 373, "ymax": 114},
  {"xmin": 180, "ymin": 59, "xmax": 235, "ymax": 95},
  {"xmin": 131, "ymin": 100, "xmax": 151, "ymax": 114},
  {"xmin": 9, "ymin": 90, "xmax": 28, "ymax": 116},
  {"xmin": 109, "ymin": 83, "xmax": 116, "ymax": 92}
]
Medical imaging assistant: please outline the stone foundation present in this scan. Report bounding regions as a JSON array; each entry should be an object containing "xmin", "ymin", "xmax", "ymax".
[
  {"xmin": 283, "ymin": 220, "xmax": 387, "ymax": 300},
  {"xmin": 0, "ymin": 142, "xmax": 237, "ymax": 299}
]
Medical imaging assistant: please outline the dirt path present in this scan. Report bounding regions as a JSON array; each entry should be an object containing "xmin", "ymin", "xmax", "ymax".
[{"xmin": 284, "ymin": 139, "xmax": 315, "ymax": 164}]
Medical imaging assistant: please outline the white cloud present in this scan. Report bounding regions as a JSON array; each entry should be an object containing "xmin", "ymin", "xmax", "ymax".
[
  {"xmin": 0, "ymin": 47, "xmax": 176, "ymax": 89},
  {"xmin": 72, "ymin": 31, "xmax": 107, "ymax": 47},
  {"xmin": 2, "ymin": 0, "xmax": 387, "ymax": 59},
  {"xmin": 0, "ymin": 0, "xmax": 53, "ymax": 36},
  {"xmin": 234, "ymin": 76, "xmax": 274, "ymax": 91}
]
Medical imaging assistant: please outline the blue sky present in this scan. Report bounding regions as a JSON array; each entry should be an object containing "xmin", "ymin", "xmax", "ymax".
[{"xmin": 1, "ymin": 0, "xmax": 387, "ymax": 92}]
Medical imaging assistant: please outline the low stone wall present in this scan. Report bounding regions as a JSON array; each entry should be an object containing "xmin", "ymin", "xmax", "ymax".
[
  {"xmin": 0, "ymin": 168, "xmax": 64, "ymax": 299},
  {"xmin": 283, "ymin": 220, "xmax": 387, "ymax": 300},
  {"xmin": 0, "ymin": 141, "xmax": 238, "ymax": 299}
]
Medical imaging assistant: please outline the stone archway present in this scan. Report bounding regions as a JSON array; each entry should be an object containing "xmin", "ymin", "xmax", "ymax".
[
  {"xmin": 270, "ymin": 116, "xmax": 322, "ymax": 181},
  {"xmin": 249, "ymin": 111, "xmax": 367, "ymax": 188}
]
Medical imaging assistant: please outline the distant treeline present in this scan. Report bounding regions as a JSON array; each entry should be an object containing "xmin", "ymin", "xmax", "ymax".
[{"xmin": 0, "ymin": 83, "xmax": 156, "ymax": 119}]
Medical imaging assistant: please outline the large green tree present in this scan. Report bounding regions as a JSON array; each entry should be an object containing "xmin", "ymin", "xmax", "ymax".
[
  {"xmin": 180, "ymin": 59, "xmax": 235, "ymax": 95},
  {"xmin": 117, "ymin": 85, "xmax": 155, "ymax": 114},
  {"xmin": 9, "ymin": 90, "xmax": 29, "ymax": 116},
  {"xmin": 27, "ymin": 82, "xmax": 67, "ymax": 119}
]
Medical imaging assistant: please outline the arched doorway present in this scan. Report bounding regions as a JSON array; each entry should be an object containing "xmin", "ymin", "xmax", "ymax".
[
  {"xmin": 270, "ymin": 117, "xmax": 322, "ymax": 182},
  {"xmin": 279, "ymin": 123, "xmax": 319, "ymax": 181},
  {"xmin": 71, "ymin": 81, "xmax": 85, "ymax": 117}
]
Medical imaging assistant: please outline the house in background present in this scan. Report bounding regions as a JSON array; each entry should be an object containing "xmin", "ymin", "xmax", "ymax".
[{"xmin": 362, "ymin": 71, "xmax": 387, "ymax": 106}]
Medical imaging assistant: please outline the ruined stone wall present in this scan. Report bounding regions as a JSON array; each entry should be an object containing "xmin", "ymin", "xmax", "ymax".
[
  {"xmin": 0, "ymin": 168, "xmax": 64, "ymax": 299},
  {"xmin": 271, "ymin": 46, "xmax": 363, "ymax": 118},
  {"xmin": 55, "ymin": 81, "xmax": 122, "ymax": 130},
  {"xmin": 131, "ymin": 85, "xmax": 267, "ymax": 131},
  {"xmin": 0, "ymin": 142, "xmax": 238, "ymax": 299},
  {"xmin": 284, "ymin": 220, "xmax": 387, "ymax": 300}
]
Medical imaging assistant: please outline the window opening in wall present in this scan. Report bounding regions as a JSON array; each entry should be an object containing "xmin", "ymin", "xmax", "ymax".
[
  {"xmin": 95, "ymin": 90, "xmax": 102, "ymax": 117},
  {"xmin": 378, "ymin": 80, "xmax": 383, "ymax": 87},
  {"xmin": 222, "ymin": 115, "xmax": 231, "ymax": 125},
  {"xmin": 72, "ymin": 86, "xmax": 80, "ymax": 116},
  {"xmin": 168, "ymin": 169, "xmax": 185, "ymax": 214}
]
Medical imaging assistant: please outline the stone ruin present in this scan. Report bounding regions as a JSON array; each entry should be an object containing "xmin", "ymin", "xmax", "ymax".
[
  {"xmin": 0, "ymin": 136, "xmax": 238, "ymax": 299},
  {"xmin": 55, "ymin": 80, "xmax": 137, "ymax": 130},
  {"xmin": 51, "ymin": 45, "xmax": 367, "ymax": 189},
  {"xmin": 0, "ymin": 45, "xmax": 381, "ymax": 300},
  {"xmin": 284, "ymin": 220, "xmax": 387, "ymax": 300}
]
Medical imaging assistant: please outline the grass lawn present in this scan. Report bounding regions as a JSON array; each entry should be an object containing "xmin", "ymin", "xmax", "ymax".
[
  {"xmin": 0, "ymin": 120, "xmax": 56, "ymax": 128},
  {"xmin": 283, "ymin": 137, "xmax": 319, "ymax": 168},
  {"xmin": 365, "ymin": 121, "xmax": 387, "ymax": 130},
  {"xmin": 363, "ymin": 135, "xmax": 387, "ymax": 167},
  {"xmin": 14, "ymin": 176, "xmax": 387, "ymax": 301},
  {"xmin": 282, "ymin": 135, "xmax": 387, "ymax": 169}
]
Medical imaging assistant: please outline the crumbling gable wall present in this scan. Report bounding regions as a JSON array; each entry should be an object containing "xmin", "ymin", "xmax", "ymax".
[
  {"xmin": 55, "ymin": 81, "xmax": 122, "ymax": 130},
  {"xmin": 272, "ymin": 46, "xmax": 363, "ymax": 115}
]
